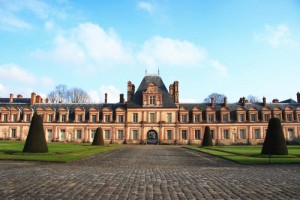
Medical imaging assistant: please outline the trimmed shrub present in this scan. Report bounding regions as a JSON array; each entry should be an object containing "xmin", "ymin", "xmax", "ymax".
[
  {"xmin": 92, "ymin": 127, "xmax": 104, "ymax": 145},
  {"xmin": 23, "ymin": 112, "xmax": 48, "ymax": 153},
  {"xmin": 261, "ymin": 118, "xmax": 288, "ymax": 155},
  {"xmin": 202, "ymin": 126, "xmax": 213, "ymax": 146}
]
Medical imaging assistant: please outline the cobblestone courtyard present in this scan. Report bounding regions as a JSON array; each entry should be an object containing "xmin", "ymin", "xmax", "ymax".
[{"xmin": 0, "ymin": 145, "xmax": 300, "ymax": 199}]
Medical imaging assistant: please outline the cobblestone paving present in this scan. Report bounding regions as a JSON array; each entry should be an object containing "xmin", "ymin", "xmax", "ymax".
[{"xmin": 0, "ymin": 145, "xmax": 300, "ymax": 199}]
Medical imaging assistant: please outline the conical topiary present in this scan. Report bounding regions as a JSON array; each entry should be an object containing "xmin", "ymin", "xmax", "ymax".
[
  {"xmin": 92, "ymin": 127, "xmax": 104, "ymax": 145},
  {"xmin": 202, "ymin": 126, "xmax": 213, "ymax": 146},
  {"xmin": 261, "ymin": 118, "xmax": 288, "ymax": 155},
  {"xmin": 23, "ymin": 112, "xmax": 48, "ymax": 153}
]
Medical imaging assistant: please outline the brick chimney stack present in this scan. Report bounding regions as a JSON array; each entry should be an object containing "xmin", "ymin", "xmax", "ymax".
[
  {"xmin": 105, "ymin": 93, "xmax": 107, "ymax": 104},
  {"xmin": 17, "ymin": 94, "xmax": 23, "ymax": 98},
  {"xmin": 169, "ymin": 84, "xmax": 174, "ymax": 100},
  {"xmin": 224, "ymin": 97, "xmax": 227, "ymax": 107},
  {"xmin": 9, "ymin": 94, "xmax": 13, "ymax": 103},
  {"xmin": 272, "ymin": 99, "xmax": 279, "ymax": 103},
  {"xmin": 36, "ymin": 95, "xmax": 42, "ymax": 103},
  {"xmin": 120, "ymin": 94, "xmax": 124, "ymax": 103},
  {"xmin": 173, "ymin": 81, "xmax": 179, "ymax": 104},
  {"xmin": 242, "ymin": 97, "xmax": 246, "ymax": 106},
  {"xmin": 127, "ymin": 81, "xmax": 133, "ymax": 102},
  {"xmin": 263, "ymin": 97, "xmax": 266, "ymax": 107},
  {"xmin": 297, "ymin": 92, "xmax": 300, "ymax": 103},
  {"xmin": 211, "ymin": 97, "xmax": 215, "ymax": 107},
  {"xmin": 46, "ymin": 98, "xmax": 49, "ymax": 103},
  {"xmin": 30, "ymin": 92, "xmax": 36, "ymax": 105}
]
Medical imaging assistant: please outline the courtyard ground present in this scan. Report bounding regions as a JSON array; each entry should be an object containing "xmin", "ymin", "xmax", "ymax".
[{"xmin": 0, "ymin": 145, "xmax": 299, "ymax": 199}]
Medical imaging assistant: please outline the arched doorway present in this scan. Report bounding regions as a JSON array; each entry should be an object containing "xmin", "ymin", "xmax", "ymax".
[{"xmin": 147, "ymin": 130, "xmax": 158, "ymax": 144}]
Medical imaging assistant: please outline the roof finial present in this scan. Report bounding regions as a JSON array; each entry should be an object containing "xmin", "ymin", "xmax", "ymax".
[
  {"xmin": 158, "ymin": 68, "xmax": 160, "ymax": 75},
  {"xmin": 145, "ymin": 69, "xmax": 147, "ymax": 75}
]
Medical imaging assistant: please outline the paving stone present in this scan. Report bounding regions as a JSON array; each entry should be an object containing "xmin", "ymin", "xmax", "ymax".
[{"xmin": 0, "ymin": 145, "xmax": 300, "ymax": 199}]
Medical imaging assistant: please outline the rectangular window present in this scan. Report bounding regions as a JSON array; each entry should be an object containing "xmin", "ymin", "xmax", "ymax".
[
  {"xmin": 60, "ymin": 129, "xmax": 66, "ymax": 140},
  {"xmin": 76, "ymin": 130, "xmax": 82, "ymax": 139},
  {"xmin": 105, "ymin": 115, "xmax": 110, "ymax": 122},
  {"xmin": 195, "ymin": 130, "xmax": 201, "ymax": 140},
  {"xmin": 210, "ymin": 130, "xmax": 215, "ymax": 139},
  {"xmin": 239, "ymin": 114, "xmax": 244, "ymax": 122},
  {"xmin": 105, "ymin": 130, "xmax": 110, "ymax": 139},
  {"xmin": 12, "ymin": 114, "xmax": 17, "ymax": 122},
  {"xmin": 251, "ymin": 114, "xmax": 256, "ymax": 122},
  {"xmin": 223, "ymin": 129, "xmax": 230, "ymax": 139},
  {"xmin": 264, "ymin": 114, "xmax": 270, "ymax": 122},
  {"xmin": 150, "ymin": 96, "xmax": 156, "ymax": 105},
  {"xmin": 47, "ymin": 129, "xmax": 52, "ymax": 141},
  {"xmin": 240, "ymin": 129, "xmax": 246, "ymax": 139},
  {"xmin": 133, "ymin": 113, "xmax": 138, "ymax": 123},
  {"xmin": 11, "ymin": 128, "xmax": 16, "ymax": 138},
  {"xmin": 133, "ymin": 130, "xmax": 138, "ymax": 140},
  {"xmin": 167, "ymin": 113, "xmax": 172, "ymax": 123},
  {"xmin": 48, "ymin": 114, "xmax": 53, "ymax": 122},
  {"xmin": 61, "ymin": 114, "xmax": 66, "ymax": 122},
  {"xmin": 150, "ymin": 113, "xmax": 155, "ymax": 123},
  {"xmin": 254, "ymin": 129, "xmax": 261, "ymax": 139},
  {"xmin": 194, "ymin": 114, "xmax": 200, "ymax": 123},
  {"xmin": 182, "ymin": 114, "xmax": 187, "ymax": 123},
  {"xmin": 181, "ymin": 130, "xmax": 187, "ymax": 140},
  {"xmin": 274, "ymin": 113, "xmax": 281, "ymax": 119},
  {"xmin": 208, "ymin": 114, "xmax": 214, "ymax": 122},
  {"xmin": 91, "ymin": 129, "xmax": 96, "ymax": 139},
  {"xmin": 118, "ymin": 115, "xmax": 124, "ymax": 123},
  {"xmin": 223, "ymin": 114, "xmax": 228, "ymax": 122},
  {"xmin": 78, "ymin": 115, "xmax": 83, "ymax": 122},
  {"xmin": 287, "ymin": 114, "xmax": 292, "ymax": 122},
  {"xmin": 91, "ymin": 115, "xmax": 96, "ymax": 122},
  {"xmin": 117, "ymin": 130, "xmax": 123, "ymax": 139},
  {"xmin": 3, "ymin": 114, "xmax": 8, "ymax": 122},
  {"xmin": 167, "ymin": 130, "xmax": 172, "ymax": 139},
  {"xmin": 25, "ymin": 114, "xmax": 31, "ymax": 122}
]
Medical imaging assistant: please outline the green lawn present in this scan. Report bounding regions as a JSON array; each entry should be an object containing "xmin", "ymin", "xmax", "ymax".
[
  {"xmin": 186, "ymin": 145, "xmax": 300, "ymax": 165},
  {"xmin": 0, "ymin": 141, "xmax": 119, "ymax": 163}
]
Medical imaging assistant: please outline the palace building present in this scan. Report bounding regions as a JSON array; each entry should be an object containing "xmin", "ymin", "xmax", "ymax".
[{"xmin": 1, "ymin": 74, "xmax": 300, "ymax": 145}]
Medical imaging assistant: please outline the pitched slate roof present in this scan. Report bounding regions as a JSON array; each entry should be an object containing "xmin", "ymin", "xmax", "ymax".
[
  {"xmin": 0, "ymin": 98, "xmax": 31, "ymax": 104},
  {"xmin": 280, "ymin": 98, "xmax": 297, "ymax": 103},
  {"xmin": 127, "ymin": 75, "xmax": 177, "ymax": 108}
]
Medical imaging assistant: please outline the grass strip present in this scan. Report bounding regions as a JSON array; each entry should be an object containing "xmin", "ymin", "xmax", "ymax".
[{"xmin": 186, "ymin": 146, "xmax": 300, "ymax": 165}]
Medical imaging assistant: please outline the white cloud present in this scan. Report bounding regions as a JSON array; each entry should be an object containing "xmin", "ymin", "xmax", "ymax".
[
  {"xmin": 210, "ymin": 60, "xmax": 228, "ymax": 77},
  {"xmin": 32, "ymin": 23, "xmax": 133, "ymax": 67},
  {"xmin": 99, "ymin": 85, "xmax": 122, "ymax": 103},
  {"xmin": 0, "ymin": 63, "xmax": 55, "ymax": 98},
  {"xmin": 0, "ymin": 63, "xmax": 35, "ymax": 83},
  {"xmin": 137, "ymin": 1, "xmax": 155, "ymax": 13},
  {"xmin": 137, "ymin": 36, "xmax": 207, "ymax": 68},
  {"xmin": 255, "ymin": 24, "xmax": 295, "ymax": 47}
]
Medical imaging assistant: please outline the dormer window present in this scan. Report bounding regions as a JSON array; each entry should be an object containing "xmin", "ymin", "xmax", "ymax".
[{"xmin": 150, "ymin": 96, "xmax": 156, "ymax": 105}]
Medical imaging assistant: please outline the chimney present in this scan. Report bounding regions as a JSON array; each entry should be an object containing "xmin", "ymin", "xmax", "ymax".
[
  {"xmin": 9, "ymin": 94, "xmax": 13, "ymax": 103},
  {"xmin": 127, "ymin": 81, "xmax": 133, "ymax": 102},
  {"xmin": 263, "ymin": 97, "xmax": 266, "ymax": 107},
  {"xmin": 224, "ymin": 97, "xmax": 227, "ymax": 107},
  {"xmin": 242, "ymin": 97, "xmax": 246, "ymax": 106},
  {"xmin": 174, "ymin": 81, "xmax": 179, "ymax": 104},
  {"xmin": 132, "ymin": 84, "xmax": 135, "ymax": 94},
  {"xmin": 211, "ymin": 97, "xmax": 215, "ymax": 107},
  {"xmin": 120, "ymin": 94, "xmax": 124, "ymax": 103},
  {"xmin": 169, "ymin": 84, "xmax": 174, "ymax": 96},
  {"xmin": 272, "ymin": 99, "xmax": 279, "ymax": 103},
  {"xmin": 105, "ymin": 93, "xmax": 107, "ymax": 104},
  {"xmin": 36, "ymin": 95, "xmax": 42, "ymax": 103},
  {"xmin": 297, "ymin": 92, "xmax": 300, "ymax": 103},
  {"xmin": 46, "ymin": 98, "xmax": 49, "ymax": 103},
  {"xmin": 17, "ymin": 94, "xmax": 23, "ymax": 98},
  {"xmin": 30, "ymin": 92, "xmax": 36, "ymax": 105}
]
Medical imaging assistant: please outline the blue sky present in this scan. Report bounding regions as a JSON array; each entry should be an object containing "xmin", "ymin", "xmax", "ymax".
[{"xmin": 0, "ymin": 0, "xmax": 300, "ymax": 103}]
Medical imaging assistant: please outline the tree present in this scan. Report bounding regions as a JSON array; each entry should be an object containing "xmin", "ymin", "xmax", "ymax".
[
  {"xmin": 92, "ymin": 127, "xmax": 104, "ymax": 145},
  {"xmin": 247, "ymin": 95, "xmax": 261, "ymax": 103},
  {"xmin": 204, "ymin": 93, "xmax": 226, "ymax": 103},
  {"xmin": 47, "ymin": 85, "xmax": 91, "ymax": 103},
  {"xmin": 67, "ymin": 87, "xmax": 91, "ymax": 103},
  {"xmin": 202, "ymin": 126, "xmax": 213, "ymax": 146},
  {"xmin": 23, "ymin": 112, "xmax": 48, "ymax": 153},
  {"xmin": 261, "ymin": 118, "xmax": 288, "ymax": 155}
]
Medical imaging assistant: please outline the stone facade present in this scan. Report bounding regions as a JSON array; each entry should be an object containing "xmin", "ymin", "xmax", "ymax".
[{"xmin": 1, "ymin": 74, "xmax": 300, "ymax": 145}]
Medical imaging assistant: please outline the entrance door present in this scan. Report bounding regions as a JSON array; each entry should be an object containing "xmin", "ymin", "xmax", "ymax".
[
  {"xmin": 147, "ymin": 130, "xmax": 158, "ymax": 144},
  {"xmin": 288, "ymin": 128, "xmax": 294, "ymax": 140}
]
